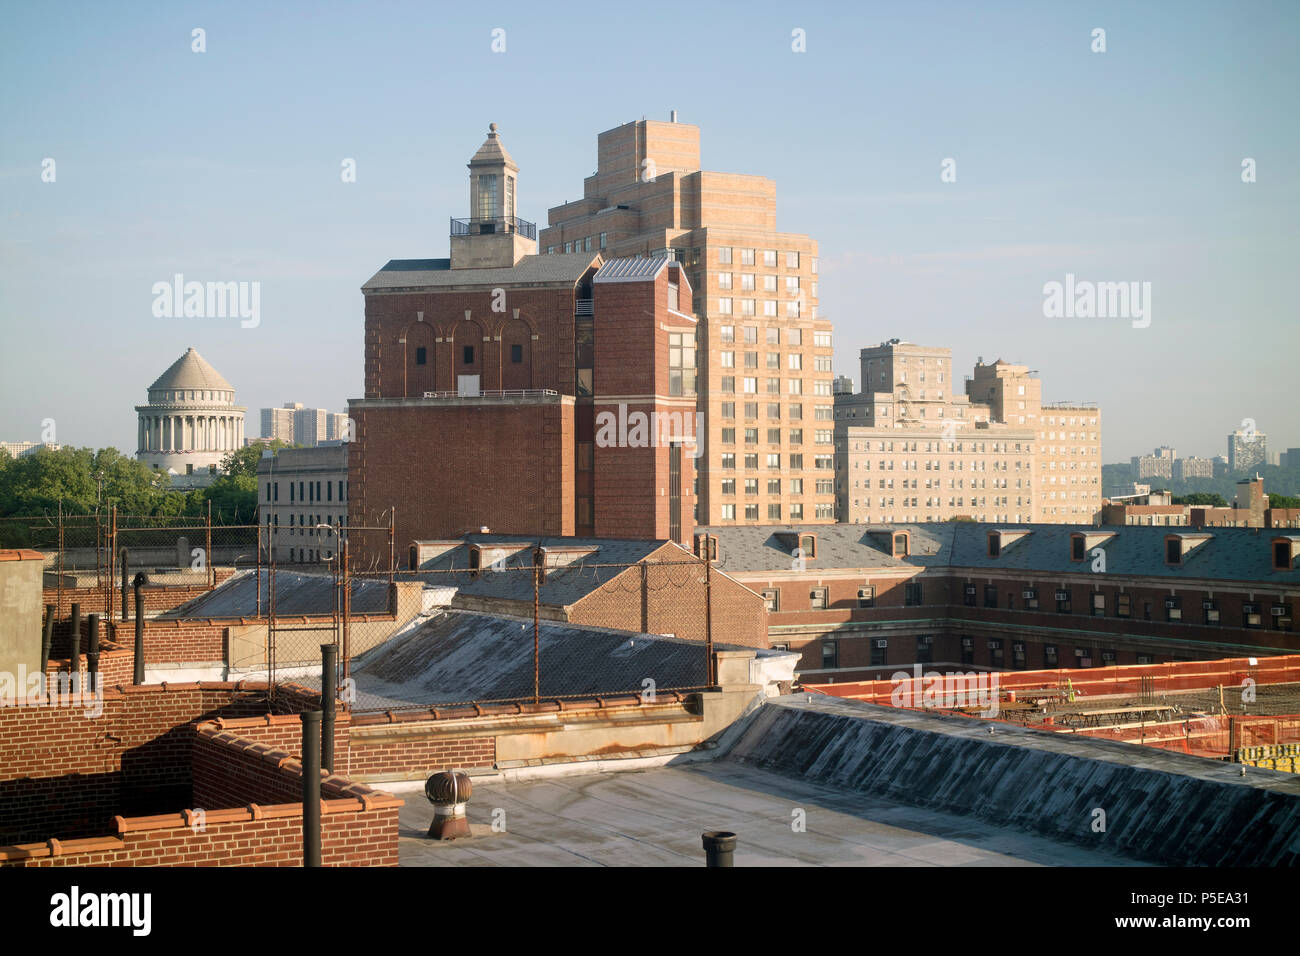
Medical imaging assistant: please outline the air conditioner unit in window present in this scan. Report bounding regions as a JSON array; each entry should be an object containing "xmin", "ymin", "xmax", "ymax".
[
  {"xmin": 873, "ymin": 639, "xmax": 888, "ymax": 648},
  {"xmin": 987, "ymin": 641, "xmax": 1001, "ymax": 650},
  {"xmin": 1164, "ymin": 599, "xmax": 1178, "ymax": 609},
  {"xmin": 1055, "ymin": 591, "xmax": 1070, "ymax": 600},
  {"xmin": 1243, "ymin": 603, "xmax": 1259, "ymax": 613},
  {"xmin": 1272, "ymin": 607, "xmax": 1287, "ymax": 617},
  {"xmin": 961, "ymin": 637, "xmax": 973, "ymax": 647},
  {"xmin": 1022, "ymin": 590, "xmax": 1036, "ymax": 599},
  {"xmin": 1202, "ymin": 600, "xmax": 1216, "ymax": 610},
  {"xmin": 1013, "ymin": 643, "xmax": 1025, "ymax": 651},
  {"xmin": 1075, "ymin": 648, "xmax": 1086, "ymax": 657}
]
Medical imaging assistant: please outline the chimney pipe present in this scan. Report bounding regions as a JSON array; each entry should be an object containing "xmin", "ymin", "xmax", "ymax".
[
  {"xmin": 670, "ymin": 109, "xmax": 677, "ymax": 123},
  {"xmin": 301, "ymin": 711, "xmax": 323, "ymax": 867},
  {"xmin": 702, "ymin": 830, "xmax": 736, "ymax": 867},
  {"xmin": 41, "ymin": 604, "xmax": 54, "ymax": 674},
  {"xmin": 320, "ymin": 644, "xmax": 337, "ymax": 772},
  {"xmin": 132, "ymin": 572, "xmax": 148, "ymax": 684},
  {"xmin": 69, "ymin": 606, "xmax": 82, "ymax": 694}
]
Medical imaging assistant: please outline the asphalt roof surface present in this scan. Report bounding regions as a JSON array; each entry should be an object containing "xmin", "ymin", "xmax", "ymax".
[
  {"xmin": 158, "ymin": 570, "xmax": 391, "ymax": 619},
  {"xmin": 343, "ymin": 609, "xmax": 712, "ymax": 709},
  {"xmin": 362, "ymin": 253, "xmax": 598, "ymax": 292}
]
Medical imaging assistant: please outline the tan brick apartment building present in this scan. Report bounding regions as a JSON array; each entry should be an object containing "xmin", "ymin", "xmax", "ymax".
[
  {"xmin": 835, "ymin": 341, "xmax": 1102, "ymax": 524},
  {"xmin": 348, "ymin": 125, "xmax": 697, "ymax": 561},
  {"xmin": 538, "ymin": 117, "xmax": 835, "ymax": 528},
  {"xmin": 694, "ymin": 523, "xmax": 1300, "ymax": 683}
]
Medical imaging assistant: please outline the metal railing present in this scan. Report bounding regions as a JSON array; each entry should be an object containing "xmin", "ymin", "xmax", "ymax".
[
  {"xmin": 421, "ymin": 389, "xmax": 559, "ymax": 400},
  {"xmin": 449, "ymin": 216, "xmax": 537, "ymax": 241}
]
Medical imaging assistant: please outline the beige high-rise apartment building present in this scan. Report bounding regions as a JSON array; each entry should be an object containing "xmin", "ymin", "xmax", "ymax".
[
  {"xmin": 835, "ymin": 341, "xmax": 1102, "ymax": 524},
  {"xmin": 540, "ymin": 116, "xmax": 834, "ymax": 525}
]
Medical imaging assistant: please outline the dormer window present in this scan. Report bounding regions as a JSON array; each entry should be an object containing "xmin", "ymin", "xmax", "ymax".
[
  {"xmin": 1071, "ymin": 534, "xmax": 1086, "ymax": 561},
  {"xmin": 799, "ymin": 534, "xmax": 817, "ymax": 560},
  {"xmin": 1166, "ymin": 538, "xmax": 1182, "ymax": 566},
  {"xmin": 893, "ymin": 532, "xmax": 909, "ymax": 557},
  {"xmin": 1272, "ymin": 537, "xmax": 1299, "ymax": 571},
  {"xmin": 988, "ymin": 532, "xmax": 1000, "ymax": 558}
]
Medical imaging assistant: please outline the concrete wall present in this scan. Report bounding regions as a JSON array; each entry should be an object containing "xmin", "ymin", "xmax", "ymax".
[{"xmin": 0, "ymin": 551, "xmax": 44, "ymax": 678}]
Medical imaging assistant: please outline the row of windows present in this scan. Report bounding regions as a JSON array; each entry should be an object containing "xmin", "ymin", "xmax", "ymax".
[
  {"xmin": 717, "ymin": 298, "xmax": 810, "ymax": 317},
  {"xmin": 545, "ymin": 233, "xmax": 608, "ymax": 255},
  {"xmin": 718, "ymin": 502, "xmax": 834, "ymax": 520},
  {"xmin": 715, "ymin": 273, "xmax": 816, "ymax": 294},
  {"xmin": 717, "ymin": 326, "xmax": 831, "ymax": 348},
  {"xmin": 717, "ymin": 402, "xmax": 833, "ymax": 421},
  {"xmin": 717, "ymin": 248, "xmax": 813, "ymax": 271},
  {"xmin": 720, "ymin": 478, "xmax": 837, "ymax": 495},
  {"xmin": 265, "ymin": 479, "xmax": 347, "ymax": 503},
  {"xmin": 412, "ymin": 344, "xmax": 525, "ymax": 366},
  {"xmin": 716, "ymin": 452, "xmax": 833, "ymax": 470},
  {"xmin": 718, "ymin": 377, "xmax": 834, "ymax": 396},
  {"xmin": 958, "ymin": 585, "xmax": 1293, "ymax": 630}
]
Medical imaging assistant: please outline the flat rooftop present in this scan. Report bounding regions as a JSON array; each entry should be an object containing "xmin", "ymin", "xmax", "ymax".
[{"xmin": 394, "ymin": 761, "xmax": 1137, "ymax": 867}]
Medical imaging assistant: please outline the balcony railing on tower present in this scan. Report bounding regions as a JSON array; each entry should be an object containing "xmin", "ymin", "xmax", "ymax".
[{"xmin": 450, "ymin": 216, "xmax": 537, "ymax": 241}]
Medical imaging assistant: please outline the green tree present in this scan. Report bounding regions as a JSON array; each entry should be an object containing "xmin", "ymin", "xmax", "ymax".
[
  {"xmin": 1268, "ymin": 493, "xmax": 1300, "ymax": 509},
  {"xmin": 1172, "ymin": 492, "xmax": 1228, "ymax": 507}
]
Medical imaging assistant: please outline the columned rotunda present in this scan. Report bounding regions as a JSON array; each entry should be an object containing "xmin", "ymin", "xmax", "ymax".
[{"xmin": 135, "ymin": 347, "xmax": 247, "ymax": 486}]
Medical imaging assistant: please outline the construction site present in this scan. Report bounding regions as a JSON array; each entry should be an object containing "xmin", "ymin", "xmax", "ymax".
[{"xmin": 806, "ymin": 657, "xmax": 1300, "ymax": 772}]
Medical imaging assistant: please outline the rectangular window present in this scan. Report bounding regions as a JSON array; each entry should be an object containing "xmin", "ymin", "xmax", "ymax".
[
  {"xmin": 871, "ymin": 640, "xmax": 887, "ymax": 667},
  {"xmin": 741, "ymin": 248, "xmax": 755, "ymax": 265},
  {"xmin": 763, "ymin": 249, "xmax": 778, "ymax": 268},
  {"xmin": 1044, "ymin": 644, "xmax": 1058, "ymax": 667},
  {"xmin": 857, "ymin": 585, "xmax": 875, "ymax": 609},
  {"xmin": 415, "ymin": 347, "xmax": 427, "ymax": 365},
  {"xmin": 916, "ymin": 635, "xmax": 933, "ymax": 663},
  {"xmin": 810, "ymin": 587, "xmax": 828, "ymax": 610},
  {"xmin": 721, "ymin": 504, "xmax": 735, "ymax": 520},
  {"xmin": 720, "ymin": 325, "xmax": 735, "ymax": 343},
  {"xmin": 905, "ymin": 582, "xmax": 923, "ymax": 606},
  {"xmin": 1203, "ymin": 599, "xmax": 1219, "ymax": 625},
  {"xmin": 1056, "ymin": 589, "xmax": 1072, "ymax": 614},
  {"xmin": 463, "ymin": 345, "xmax": 475, "ymax": 364},
  {"xmin": 718, "ymin": 247, "xmax": 733, "ymax": 264},
  {"xmin": 1092, "ymin": 592, "xmax": 1106, "ymax": 617},
  {"xmin": 511, "ymin": 344, "xmax": 523, "ymax": 363},
  {"xmin": 984, "ymin": 585, "xmax": 998, "ymax": 609},
  {"xmin": 821, "ymin": 640, "xmax": 838, "ymax": 669},
  {"xmin": 762, "ymin": 589, "xmax": 780, "ymax": 612},
  {"xmin": 963, "ymin": 584, "xmax": 977, "ymax": 607},
  {"xmin": 786, "ymin": 250, "xmax": 800, "ymax": 269},
  {"xmin": 1116, "ymin": 593, "xmax": 1131, "ymax": 618}
]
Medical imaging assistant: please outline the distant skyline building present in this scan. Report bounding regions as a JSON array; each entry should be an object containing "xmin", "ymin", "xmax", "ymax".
[
  {"xmin": 1174, "ymin": 456, "xmax": 1214, "ymax": 480},
  {"xmin": 0, "ymin": 441, "xmax": 61, "ymax": 459},
  {"xmin": 260, "ymin": 402, "xmax": 349, "ymax": 447},
  {"xmin": 257, "ymin": 445, "xmax": 349, "ymax": 563},
  {"xmin": 1228, "ymin": 428, "xmax": 1268, "ymax": 473},
  {"xmin": 1132, "ymin": 446, "xmax": 1176, "ymax": 480},
  {"xmin": 135, "ymin": 347, "xmax": 246, "ymax": 487},
  {"xmin": 835, "ymin": 342, "xmax": 1102, "ymax": 524}
]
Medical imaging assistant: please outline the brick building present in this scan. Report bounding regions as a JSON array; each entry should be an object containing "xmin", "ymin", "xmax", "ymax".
[
  {"xmin": 835, "ymin": 343, "xmax": 1102, "ymax": 524},
  {"xmin": 539, "ymin": 116, "xmax": 834, "ymax": 527},
  {"xmin": 693, "ymin": 522, "xmax": 1300, "ymax": 683},
  {"xmin": 348, "ymin": 125, "xmax": 697, "ymax": 563}
]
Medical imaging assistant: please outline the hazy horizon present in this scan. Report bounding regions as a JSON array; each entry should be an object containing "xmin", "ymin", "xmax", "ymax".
[{"xmin": 3, "ymin": 0, "xmax": 1297, "ymax": 462}]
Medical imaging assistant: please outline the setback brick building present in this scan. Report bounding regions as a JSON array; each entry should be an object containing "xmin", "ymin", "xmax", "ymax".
[
  {"xmin": 539, "ymin": 116, "xmax": 835, "ymax": 527},
  {"xmin": 348, "ymin": 125, "xmax": 696, "ymax": 563}
]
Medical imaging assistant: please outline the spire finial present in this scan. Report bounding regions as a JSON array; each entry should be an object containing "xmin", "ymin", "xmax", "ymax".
[{"xmin": 489, "ymin": 122, "xmax": 498, "ymax": 135}]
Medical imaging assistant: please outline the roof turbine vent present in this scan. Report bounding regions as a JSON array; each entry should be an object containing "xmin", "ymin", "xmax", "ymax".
[{"xmin": 424, "ymin": 770, "xmax": 473, "ymax": 840}]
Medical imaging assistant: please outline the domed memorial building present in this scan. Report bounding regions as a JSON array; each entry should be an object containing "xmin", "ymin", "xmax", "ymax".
[{"xmin": 135, "ymin": 347, "xmax": 247, "ymax": 487}]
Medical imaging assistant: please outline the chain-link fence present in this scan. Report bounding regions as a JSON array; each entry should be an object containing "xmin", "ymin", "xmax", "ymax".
[{"xmin": 16, "ymin": 514, "xmax": 725, "ymax": 713}]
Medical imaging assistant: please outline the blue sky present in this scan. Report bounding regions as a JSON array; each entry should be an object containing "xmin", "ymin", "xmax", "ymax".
[{"xmin": 1, "ymin": 0, "xmax": 1296, "ymax": 461}]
